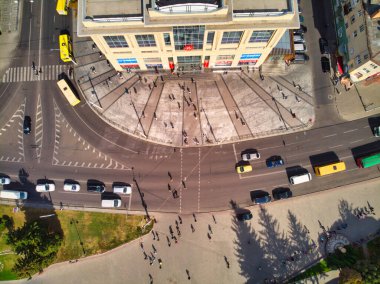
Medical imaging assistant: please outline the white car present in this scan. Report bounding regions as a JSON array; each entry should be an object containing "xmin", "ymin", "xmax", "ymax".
[
  {"xmin": 0, "ymin": 177, "xmax": 11, "ymax": 185},
  {"xmin": 241, "ymin": 151, "xmax": 261, "ymax": 161},
  {"xmin": 63, "ymin": 183, "xmax": 80, "ymax": 192},
  {"xmin": 113, "ymin": 184, "xmax": 132, "ymax": 195},
  {"xmin": 36, "ymin": 183, "xmax": 55, "ymax": 192}
]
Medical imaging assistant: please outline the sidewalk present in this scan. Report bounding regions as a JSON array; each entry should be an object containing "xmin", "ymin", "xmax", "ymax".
[
  {"xmin": 7, "ymin": 177, "xmax": 380, "ymax": 284},
  {"xmin": 335, "ymin": 79, "xmax": 380, "ymax": 121}
]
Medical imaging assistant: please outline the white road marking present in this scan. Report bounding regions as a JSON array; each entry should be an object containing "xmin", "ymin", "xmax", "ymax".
[
  {"xmin": 343, "ymin": 129, "xmax": 358, "ymax": 133},
  {"xmin": 350, "ymin": 139, "xmax": 364, "ymax": 144},
  {"xmin": 329, "ymin": 144, "xmax": 343, "ymax": 149},
  {"xmin": 323, "ymin": 134, "xmax": 336, "ymax": 138}
]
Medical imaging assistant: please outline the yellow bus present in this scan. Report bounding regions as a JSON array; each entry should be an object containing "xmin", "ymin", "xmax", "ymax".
[
  {"xmin": 314, "ymin": 161, "xmax": 346, "ymax": 176},
  {"xmin": 59, "ymin": 34, "xmax": 73, "ymax": 63},
  {"xmin": 57, "ymin": 78, "xmax": 80, "ymax": 106},
  {"xmin": 56, "ymin": 0, "xmax": 69, "ymax": 15}
]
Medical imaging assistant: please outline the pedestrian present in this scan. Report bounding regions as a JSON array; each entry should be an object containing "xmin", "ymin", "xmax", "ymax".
[
  {"xmin": 142, "ymin": 111, "xmax": 145, "ymax": 118},
  {"xmin": 224, "ymin": 256, "xmax": 230, "ymax": 269},
  {"xmin": 208, "ymin": 224, "xmax": 213, "ymax": 234},
  {"xmin": 178, "ymin": 215, "xmax": 182, "ymax": 224},
  {"xmin": 168, "ymin": 171, "xmax": 173, "ymax": 181},
  {"xmin": 182, "ymin": 180, "xmax": 186, "ymax": 189},
  {"xmin": 177, "ymin": 227, "xmax": 181, "ymax": 236},
  {"xmin": 99, "ymin": 52, "xmax": 102, "ymax": 58},
  {"xmin": 158, "ymin": 258, "xmax": 163, "ymax": 269},
  {"xmin": 173, "ymin": 236, "xmax": 178, "ymax": 243},
  {"xmin": 152, "ymin": 230, "xmax": 156, "ymax": 240},
  {"xmin": 170, "ymin": 121, "xmax": 174, "ymax": 129},
  {"xmin": 175, "ymin": 220, "xmax": 179, "ymax": 227},
  {"xmin": 149, "ymin": 274, "xmax": 153, "ymax": 284},
  {"xmin": 169, "ymin": 225, "xmax": 174, "ymax": 234},
  {"xmin": 155, "ymin": 231, "xmax": 159, "ymax": 241},
  {"xmin": 140, "ymin": 242, "xmax": 144, "ymax": 251},
  {"xmin": 152, "ymin": 244, "xmax": 157, "ymax": 254},
  {"xmin": 186, "ymin": 269, "xmax": 191, "ymax": 280},
  {"xmin": 32, "ymin": 61, "xmax": 35, "ymax": 70},
  {"xmin": 178, "ymin": 102, "xmax": 181, "ymax": 109},
  {"xmin": 212, "ymin": 215, "xmax": 217, "ymax": 224},
  {"xmin": 191, "ymin": 77, "xmax": 194, "ymax": 83},
  {"xmin": 143, "ymin": 251, "xmax": 148, "ymax": 259},
  {"xmin": 193, "ymin": 213, "xmax": 197, "ymax": 222},
  {"xmin": 207, "ymin": 232, "xmax": 211, "ymax": 240},
  {"xmin": 295, "ymin": 95, "xmax": 300, "ymax": 102},
  {"xmin": 167, "ymin": 236, "xmax": 171, "ymax": 247},
  {"xmin": 191, "ymin": 224, "xmax": 195, "ymax": 233}
]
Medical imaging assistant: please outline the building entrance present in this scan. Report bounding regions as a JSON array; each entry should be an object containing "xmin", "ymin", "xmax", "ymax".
[{"xmin": 177, "ymin": 56, "xmax": 202, "ymax": 71}]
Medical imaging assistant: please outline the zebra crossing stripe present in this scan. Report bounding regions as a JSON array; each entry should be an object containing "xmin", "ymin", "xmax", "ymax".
[{"xmin": 1, "ymin": 65, "xmax": 69, "ymax": 83}]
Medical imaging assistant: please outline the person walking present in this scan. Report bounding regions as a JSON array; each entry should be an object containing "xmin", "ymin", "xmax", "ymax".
[
  {"xmin": 158, "ymin": 258, "xmax": 163, "ymax": 269},
  {"xmin": 190, "ymin": 224, "xmax": 195, "ymax": 233}
]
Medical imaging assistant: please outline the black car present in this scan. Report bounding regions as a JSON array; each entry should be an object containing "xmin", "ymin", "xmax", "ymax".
[
  {"xmin": 23, "ymin": 116, "xmax": 31, "ymax": 134},
  {"xmin": 273, "ymin": 188, "xmax": 293, "ymax": 200},
  {"xmin": 293, "ymin": 25, "xmax": 307, "ymax": 34},
  {"xmin": 87, "ymin": 184, "xmax": 105, "ymax": 193},
  {"xmin": 252, "ymin": 193, "xmax": 271, "ymax": 204},
  {"xmin": 236, "ymin": 211, "xmax": 253, "ymax": 221},
  {"xmin": 319, "ymin": 38, "xmax": 329, "ymax": 54},
  {"xmin": 321, "ymin": 57, "xmax": 330, "ymax": 73}
]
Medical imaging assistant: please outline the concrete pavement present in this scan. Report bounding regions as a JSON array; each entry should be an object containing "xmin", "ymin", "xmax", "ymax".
[{"xmin": 6, "ymin": 177, "xmax": 379, "ymax": 284}]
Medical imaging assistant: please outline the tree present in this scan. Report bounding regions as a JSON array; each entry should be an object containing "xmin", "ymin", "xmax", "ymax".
[
  {"xmin": 6, "ymin": 220, "xmax": 62, "ymax": 278},
  {"xmin": 339, "ymin": 267, "xmax": 363, "ymax": 284}
]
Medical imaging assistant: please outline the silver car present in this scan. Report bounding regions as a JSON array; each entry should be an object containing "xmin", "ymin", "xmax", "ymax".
[{"xmin": 242, "ymin": 151, "xmax": 261, "ymax": 161}]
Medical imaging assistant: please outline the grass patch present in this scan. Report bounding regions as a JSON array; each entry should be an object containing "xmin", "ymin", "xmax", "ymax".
[
  {"xmin": 291, "ymin": 259, "xmax": 331, "ymax": 282},
  {"xmin": 367, "ymin": 237, "xmax": 380, "ymax": 264},
  {"xmin": 0, "ymin": 205, "xmax": 151, "ymax": 280}
]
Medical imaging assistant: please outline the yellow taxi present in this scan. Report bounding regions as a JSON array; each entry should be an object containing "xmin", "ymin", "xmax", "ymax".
[{"xmin": 236, "ymin": 164, "xmax": 252, "ymax": 174}]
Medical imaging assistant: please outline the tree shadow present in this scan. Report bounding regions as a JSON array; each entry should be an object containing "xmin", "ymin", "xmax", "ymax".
[{"xmin": 4, "ymin": 168, "xmax": 63, "ymax": 278}]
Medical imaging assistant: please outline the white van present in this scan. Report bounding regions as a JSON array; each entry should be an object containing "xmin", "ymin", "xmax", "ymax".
[
  {"xmin": 36, "ymin": 183, "xmax": 55, "ymax": 192},
  {"xmin": 294, "ymin": 43, "xmax": 307, "ymax": 52},
  {"xmin": 101, "ymin": 199, "xmax": 122, "ymax": 208},
  {"xmin": 289, "ymin": 173, "xmax": 312, "ymax": 185},
  {"xmin": 113, "ymin": 185, "xmax": 132, "ymax": 195},
  {"xmin": 0, "ymin": 190, "xmax": 28, "ymax": 200}
]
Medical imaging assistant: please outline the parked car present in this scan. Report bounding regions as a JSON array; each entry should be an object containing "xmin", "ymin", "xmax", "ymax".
[
  {"xmin": 87, "ymin": 184, "xmax": 105, "ymax": 193},
  {"xmin": 321, "ymin": 56, "xmax": 330, "ymax": 73},
  {"xmin": 293, "ymin": 25, "xmax": 307, "ymax": 34},
  {"xmin": 23, "ymin": 116, "xmax": 31, "ymax": 134},
  {"xmin": 236, "ymin": 164, "xmax": 252, "ymax": 174},
  {"xmin": 273, "ymin": 188, "xmax": 293, "ymax": 200},
  {"xmin": 319, "ymin": 38, "xmax": 329, "ymax": 54},
  {"xmin": 293, "ymin": 34, "xmax": 305, "ymax": 43},
  {"xmin": 63, "ymin": 183, "xmax": 80, "ymax": 192},
  {"xmin": 252, "ymin": 193, "xmax": 272, "ymax": 204},
  {"xmin": 241, "ymin": 150, "xmax": 260, "ymax": 161},
  {"xmin": 236, "ymin": 211, "xmax": 253, "ymax": 221},
  {"xmin": 0, "ymin": 177, "xmax": 11, "ymax": 185},
  {"xmin": 266, "ymin": 156, "xmax": 284, "ymax": 168}
]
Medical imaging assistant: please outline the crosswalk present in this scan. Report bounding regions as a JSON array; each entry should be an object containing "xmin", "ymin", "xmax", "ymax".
[{"xmin": 2, "ymin": 65, "xmax": 70, "ymax": 83}]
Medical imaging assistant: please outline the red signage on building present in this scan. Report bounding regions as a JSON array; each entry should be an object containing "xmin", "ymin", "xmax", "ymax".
[
  {"xmin": 183, "ymin": 44, "xmax": 194, "ymax": 51},
  {"xmin": 203, "ymin": 60, "xmax": 209, "ymax": 68},
  {"xmin": 169, "ymin": 61, "xmax": 175, "ymax": 69}
]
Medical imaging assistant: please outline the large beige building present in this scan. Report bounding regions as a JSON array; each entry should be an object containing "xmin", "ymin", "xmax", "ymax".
[{"xmin": 77, "ymin": 0, "xmax": 300, "ymax": 72}]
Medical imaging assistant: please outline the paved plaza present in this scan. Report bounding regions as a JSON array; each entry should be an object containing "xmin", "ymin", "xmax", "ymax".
[
  {"xmin": 73, "ymin": 39, "xmax": 316, "ymax": 147},
  {"xmin": 8, "ymin": 177, "xmax": 379, "ymax": 284}
]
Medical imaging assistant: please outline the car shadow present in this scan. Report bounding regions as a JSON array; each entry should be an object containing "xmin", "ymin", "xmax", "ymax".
[{"xmin": 309, "ymin": 151, "xmax": 340, "ymax": 170}]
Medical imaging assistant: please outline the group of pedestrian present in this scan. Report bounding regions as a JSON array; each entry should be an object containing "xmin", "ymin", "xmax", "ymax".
[
  {"xmin": 354, "ymin": 205, "xmax": 375, "ymax": 219},
  {"xmin": 167, "ymin": 172, "xmax": 179, "ymax": 199},
  {"xmin": 31, "ymin": 61, "xmax": 42, "ymax": 76}
]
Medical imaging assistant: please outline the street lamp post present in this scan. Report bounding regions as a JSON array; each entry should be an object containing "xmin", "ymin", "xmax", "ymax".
[{"xmin": 70, "ymin": 219, "xmax": 86, "ymax": 257}]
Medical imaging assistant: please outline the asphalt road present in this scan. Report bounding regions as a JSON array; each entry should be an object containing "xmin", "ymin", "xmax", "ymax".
[{"xmin": 1, "ymin": 0, "xmax": 379, "ymax": 214}]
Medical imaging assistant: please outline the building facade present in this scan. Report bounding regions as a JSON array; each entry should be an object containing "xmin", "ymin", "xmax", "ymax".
[
  {"xmin": 77, "ymin": 0, "xmax": 300, "ymax": 72},
  {"xmin": 333, "ymin": 0, "xmax": 380, "ymax": 83}
]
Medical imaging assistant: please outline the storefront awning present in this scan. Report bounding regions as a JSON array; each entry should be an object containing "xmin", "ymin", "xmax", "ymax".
[{"xmin": 337, "ymin": 56, "xmax": 344, "ymax": 75}]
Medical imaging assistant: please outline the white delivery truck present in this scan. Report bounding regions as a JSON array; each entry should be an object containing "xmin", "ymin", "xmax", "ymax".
[{"xmin": 0, "ymin": 190, "xmax": 28, "ymax": 200}]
